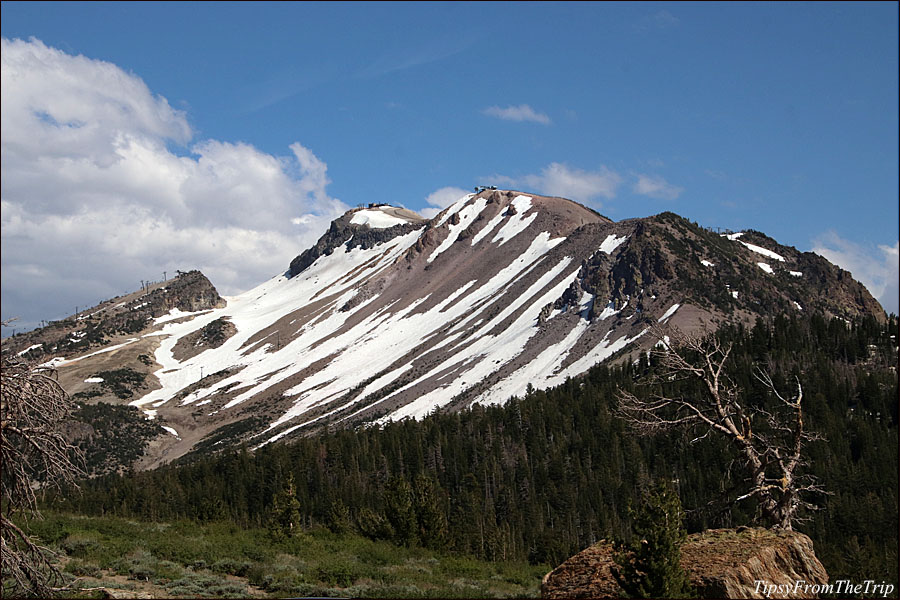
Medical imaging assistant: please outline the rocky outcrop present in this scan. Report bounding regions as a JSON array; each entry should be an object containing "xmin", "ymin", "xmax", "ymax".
[
  {"xmin": 288, "ymin": 211, "xmax": 424, "ymax": 278},
  {"xmin": 145, "ymin": 269, "xmax": 225, "ymax": 315},
  {"xmin": 1, "ymin": 270, "xmax": 224, "ymax": 360},
  {"xmin": 542, "ymin": 528, "xmax": 829, "ymax": 599},
  {"xmin": 638, "ymin": 214, "xmax": 887, "ymax": 324},
  {"xmin": 171, "ymin": 317, "xmax": 237, "ymax": 361}
]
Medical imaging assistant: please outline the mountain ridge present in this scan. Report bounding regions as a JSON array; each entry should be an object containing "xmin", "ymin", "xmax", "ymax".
[{"xmin": 1, "ymin": 189, "xmax": 886, "ymax": 467}]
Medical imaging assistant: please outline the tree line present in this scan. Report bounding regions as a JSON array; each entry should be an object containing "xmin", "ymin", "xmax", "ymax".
[{"xmin": 51, "ymin": 313, "xmax": 898, "ymax": 582}]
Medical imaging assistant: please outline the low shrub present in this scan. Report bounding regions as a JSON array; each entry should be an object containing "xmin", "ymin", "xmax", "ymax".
[
  {"xmin": 152, "ymin": 559, "xmax": 184, "ymax": 583},
  {"xmin": 439, "ymin": 556, "xmax": 487, "ymax": 579},
  {"xmin": 211, "ymin": 557, "xmax": 251, "ymax": 577},
  {"xmin": 129, "ymin": 563, "xmax": 154, "ymax": 582},
  {"xmin": 24, "ymin": 514, "xmax": 71, "ymax": 545},
  {"xmin": 112, "ymin": 549, "xmax": 156, "ymax": 581},
  {"xmin": 316, "ymin": 561, "xmax": 357, "ymax": 587},
  {"xmin": 61, "ymin": 533, "xmax": 101, "ymax": 559},
  {"xmin": 246, "ymin": 563, "xmax": 272, "ymax": 589},
  {"xmin": 164, "ymin": 573, "xmax": 249, "ymax": 598},
  {"xmin": 64, "ymin": 559, "xmax": 102, "ymax": 578}
]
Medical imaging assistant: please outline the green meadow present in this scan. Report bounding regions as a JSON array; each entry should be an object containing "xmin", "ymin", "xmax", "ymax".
[{"xmin": 21, "ymin": 512, "xmax": 548, "ymax": 598}]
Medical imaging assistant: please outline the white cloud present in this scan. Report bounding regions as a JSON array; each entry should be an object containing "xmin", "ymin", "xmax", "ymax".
[
  {"xmin": 498, "ymin": 163, "xmax": 622, "ymax": 205},
  {"xmin": 633, "ymin": 174, "xmax": 684, "ymax": 200},
  {"xmin": 1, "ymin": 37, "xmax": 349, "ymax": 331},
  {"xmin": 482, "ymin": 104, "xmax": 551, "ymax": 125},
  {"xmin": 813, "ymin": 231, "xmax": 899, "ymax": 315},
  {"xmin": 635, "ymin": 10, "xmax": 680, "ymax": 32},
  {"xmin": 420, "ymin": 186, "xmax": 470, "ymax": 218},
  {"xmin": 652, "ymin": 10, "xmax": 680, "ymax": 29}
]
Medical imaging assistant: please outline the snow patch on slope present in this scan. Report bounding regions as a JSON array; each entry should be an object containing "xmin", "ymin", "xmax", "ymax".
[
  {"xmin": 436, "ymin": 193, "xmax": 475, "ymax": 227},
  {"xmin": 658, "ymin": 303, "xmax": 680, "ymax": 323},
  {"xmin": 471, "ymin": 210, "xmax": 506, "ymax": 246},
  {"xmin": 155, "ymin": 308, "xmax": 203, "ymax": 325},
  {"xmin": 372, "ymin": 255, "xmax": 579, "ymax": 424},
  {"xmin": 262, "ymin": 232, "xmax": 569, "ymax": 444},
  {"xmin": 596, "ymin": 300, "xmax": 627, "ymax": 321},
  {"xmin": 742, "ymin": 242, "xmax": 785, "ymax": 262},
  {"xmin": 724, "ymin": 232, "xmax": 786, "ymax": 262},
  {"xmin": 444, "ymin": 232, "xmax": 565, "ymax": 337},
  {"xmin": 350, "ymin": 209, "xmax": 408, "ymax": 228},
  {"xmin": 555, "ymin": 328, "xmax": 649, "ymax": 382},
  {"xmin": 474, "ymin": 318, "xmax": 591, "ymax": 406},
  {"xmin": 599, "ymin": 234, "xmax": 628, "ymax": 254},
  {"xmin": 130, "ymin": 229, "xmax": 424, "ymax": 416},
  {"xmin": 40, "ymin": 338, "xmax": 140, "ymax": 368},
  {"xmin": 428, "ymin": 196, "xmax": 489, "ymax": 262},
  {"xmin": 491, "ymin": 196, "xmax": 538, "ymax": 246}
]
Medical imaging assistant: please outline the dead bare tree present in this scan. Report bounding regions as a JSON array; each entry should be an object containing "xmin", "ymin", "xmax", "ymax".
[
  {"xmin": 1, "ymin": 321, "xmax": 84, "ymax": 597},
  {"xmin": 615, "ymin": 325, "xmax": 826, "ymax": 530}
]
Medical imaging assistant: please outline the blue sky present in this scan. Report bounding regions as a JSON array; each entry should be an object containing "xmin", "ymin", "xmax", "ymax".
[{"xmin": 2, "ymin": 2, "xmax": 898, "ymax": 333}]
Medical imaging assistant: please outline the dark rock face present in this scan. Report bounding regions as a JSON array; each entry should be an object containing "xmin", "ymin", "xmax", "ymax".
[
  {"xmin": 145, "ymin": 270, "xmax": 225, "ymax": 316},
  {"xmin": 102, "ymin": 269, "xmax": 224, "ymax": 334},
  {"xmin": 541, "ymin": 528, "xmax": 829, "ymax": 599},
  {"xmin": 585, "ymin": 213, "xmax": 886, "ymax": 325},
  {"xmin": 287, "ymin": 219, "xmax": 423, "ymax": 278}
]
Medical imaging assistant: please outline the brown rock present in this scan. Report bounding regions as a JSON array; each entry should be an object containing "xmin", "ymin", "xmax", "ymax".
[{"xmin": 541, "ymin": 528, "xmax": 829, "ymax": 599}]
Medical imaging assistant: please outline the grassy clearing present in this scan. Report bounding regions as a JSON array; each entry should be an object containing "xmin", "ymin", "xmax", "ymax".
[{"xmin": 22, "ymin": 512, "xmax": 547, "ymax": 598}]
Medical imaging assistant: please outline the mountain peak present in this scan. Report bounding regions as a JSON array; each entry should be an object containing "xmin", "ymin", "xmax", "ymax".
[
  {"xmin": 11, "ymin": 190, "xmax": 885, "ymax": 466},
  {"xmin": 287, "ymin": 205, "xmax": 425, "ymax": 278}
]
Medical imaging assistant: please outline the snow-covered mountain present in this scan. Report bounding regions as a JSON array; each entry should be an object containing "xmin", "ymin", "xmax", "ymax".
[{"xmin": 5, "ymin": 190, "xmax": 885, "ymax": 467}]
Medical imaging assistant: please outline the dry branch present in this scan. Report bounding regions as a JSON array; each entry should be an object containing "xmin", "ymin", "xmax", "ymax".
[
  {"xmin": 615, "ymin": 324, "xmax": 826, "ymax": 530},
  {"xmin": 2, "ymin": 320, "xmax": 85, "ymax": 596}
]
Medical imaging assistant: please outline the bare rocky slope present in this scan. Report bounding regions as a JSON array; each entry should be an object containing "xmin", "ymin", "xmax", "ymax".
[
  {"xmin": 2, "ymin": 191, "xmax": 886, "ymax": 467},
  {"xmin": 5, "ymin": 270, "xmax": 224, "ymax": 362},
  {"xmin": 541, "ymin": 527, "xmax": 830, "ymax": 599}
]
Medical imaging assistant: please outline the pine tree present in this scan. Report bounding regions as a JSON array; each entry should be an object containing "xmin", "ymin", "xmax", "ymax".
[
  {"xmin": 612, "ymin": 481, "xmax": 693, "ymax": 598},
  {"xmin": 384, "ymin": 476, "xmax": 417, "ymax": 546},
  {"xmin": 325, "ymin": 498, "xmax": 352, "ymax": 534},
  {"xmin": 413, "ymin": 474, "xmax": 448, "ymax": 549},
  {"xmin": 268, "ymin": 472, "xmax": 302, "ymax": 540},
  {"xmin": 356, "ymin": 507, "xmax": 393, "ymax": 541}
]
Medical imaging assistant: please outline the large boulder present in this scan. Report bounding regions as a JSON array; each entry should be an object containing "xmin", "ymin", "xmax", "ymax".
[{"xmin": 542, "ymin": 528, "xmax": 829, "ymax": 599}]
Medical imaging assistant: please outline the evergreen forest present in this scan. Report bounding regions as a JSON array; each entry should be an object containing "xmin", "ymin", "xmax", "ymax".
[{"xmin": 50, "ymin": 313, "xmax": 899, "ymax": 587}]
